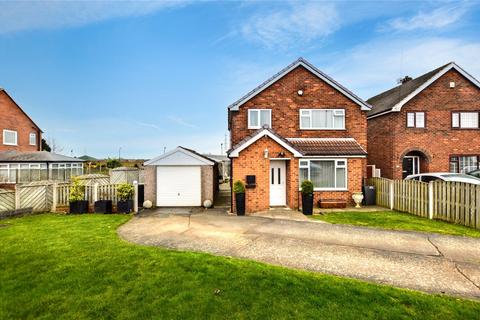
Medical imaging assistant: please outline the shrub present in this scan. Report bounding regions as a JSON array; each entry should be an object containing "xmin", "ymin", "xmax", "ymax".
[
  {"xmin": 106, "ymin": 158, "xmax": 122, "ymax": 169},
  {"xmin": 69, "ymin": 177, "xmax": 85, "ymax": 202},
  {"xmin": 233, "ymin": 180, "xmax": 245, "ymax": 194},
  {"xmin": 301, "ymin": 180, "xmax": 314, "ymax": 194},
  {"xmin": 117, "ymin": 183, "xmax": 134, "ymax": 201}
]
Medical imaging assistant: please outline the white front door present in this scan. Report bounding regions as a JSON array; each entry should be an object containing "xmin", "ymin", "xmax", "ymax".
[{"xmin": 270, "ymin": 161, "xmax": 286, "ymax": 206}]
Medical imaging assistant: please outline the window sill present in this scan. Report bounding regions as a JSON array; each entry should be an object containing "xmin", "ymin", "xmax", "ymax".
[
  {"xmin": 3, "ymin": 143, "xmax": 17, "ymax": 146},
  {"xmin": 299, "ymin": 128, "xmax": 346, "ymax": 131},
  {"xmin": 298, "ymin": 188, "xmax": 348, "ymax": 192}
]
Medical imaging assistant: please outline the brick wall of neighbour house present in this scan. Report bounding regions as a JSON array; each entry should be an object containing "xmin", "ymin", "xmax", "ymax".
[
  {"xmin": 368, "ymin": 69, "xmax": 480, "ymax": 180},
  {"xmin": 230, "ymin": 65, "xmax": 367, "ymax": 150},
  {"xmin": 367, "ymin": 112, "xmax": 396, "ymax": 179},
  {"xmin": 0, "ymin": 91, "xmax": 41, "ymax": 152},
  {"xmin": 144, "ymin": 166, "xmax": 156, "ymax": 206},
  {"xmin": 231, "ymin": 136, "xmax": 366, "ymax": 213}
]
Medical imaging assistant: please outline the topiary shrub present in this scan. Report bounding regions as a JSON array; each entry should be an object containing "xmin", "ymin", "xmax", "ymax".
[
  {"xmin": 301, "ymin": 180, "xmax": 314, "ymax": 194},
  {"xmin": 117, "ymin": 183, "xmax": 134, "ymax": 201},
  {"xmin": 233, "ymin": 180, "xmax": 245, "ymax": 193},
  {"xmin": 69, "ymin": 177, "xmax": 85, "ymax": 202}
]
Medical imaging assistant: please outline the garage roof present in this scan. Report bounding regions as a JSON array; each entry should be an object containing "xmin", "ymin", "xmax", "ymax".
[{"xmin": 144, "ymin": 147, "xmax": 215, "ymax": 166}]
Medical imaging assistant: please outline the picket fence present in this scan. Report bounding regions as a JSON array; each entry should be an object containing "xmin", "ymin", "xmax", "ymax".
[
  {"xmin": 0, "ymin": 181, "xmax": 138, "ymax": 214},
  {"xmin": 369, "ymin": 177, "xmax": 480, "ymax": 229}
]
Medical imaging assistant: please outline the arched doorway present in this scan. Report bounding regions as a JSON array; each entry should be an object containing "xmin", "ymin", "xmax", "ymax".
[{"xmin": 402, "ymin": 151, "xmax": 429, "ymax": 179}]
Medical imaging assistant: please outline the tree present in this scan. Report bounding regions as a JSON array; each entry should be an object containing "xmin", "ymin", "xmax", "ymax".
[
  {"xmin": 106, "ymin": 158, "xmax": 122, "ymax": 169},
  {"xmin": 41, "ymin": 139, "xmax": 51, "ymax": 152},
  {"xmin": 45, "ymin": 137, "xmax": 64, "ymax": 153}
]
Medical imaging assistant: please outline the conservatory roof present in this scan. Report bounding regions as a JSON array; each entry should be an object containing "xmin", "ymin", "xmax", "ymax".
[{"xmin": 0, "ymin": 151, "xmax": 83, "ymax": 163}]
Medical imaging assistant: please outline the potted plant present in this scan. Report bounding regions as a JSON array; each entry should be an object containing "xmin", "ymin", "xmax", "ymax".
[
  {"xmin": 233, "ymin": 180, "xmax": 245, "ymax": 216},
  {"xmin": 69, "ymin": 177, "xmax": 88, "ymax": 214},
  {"xmin": 301, "ymin": 180, "xmax": 314, "ymax": 215},
  {"xmin": 94, "ymin": 191, "xmax": 112, "ymax": 214},
  {"xmin": 117, "ymin": 183, "xmax": 134, "ymax": 213}
]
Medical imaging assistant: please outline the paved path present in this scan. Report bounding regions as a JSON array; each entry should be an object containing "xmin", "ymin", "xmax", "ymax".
[{"xmin": 118, "ymin": 212, "xmax": 480, "ymax": 299}]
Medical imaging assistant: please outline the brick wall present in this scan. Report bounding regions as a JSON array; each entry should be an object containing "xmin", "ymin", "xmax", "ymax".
[
  {"xmin": 230, "ymin": 65, "xmax": 367, "ymax": 150},
  {"xmin": 143, "ymin": 166, "xmax": 156, "ymax": 205},
  {"xmin": 368, "ymin": 69, "xmax": 480, "ymax": 179},
  {"xmin": 0, "ymin": 91, "xmax": 41, "ymax": 152}
]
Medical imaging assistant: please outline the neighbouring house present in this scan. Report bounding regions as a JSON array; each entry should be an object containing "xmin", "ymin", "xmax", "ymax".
[
  {"xmin": 144, "ymin": 146, "xmax": 218, "ymax": 207},
  {"xmin": 0, "ymin": 151, "xmax": 84, "ymax": 184},
  {"xmin": 367, "ymin": 62, "xmax": 480, "ymax": 179},
  {"xmin": 227, "ymin": 58, "xmax": 370, "ymax": 214},
  {"xmin": 0, "ymin": 88, "xmax": 42, "ymax": 152}
]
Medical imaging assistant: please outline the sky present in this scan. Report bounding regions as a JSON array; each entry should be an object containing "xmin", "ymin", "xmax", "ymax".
[{"xmin": 1, "ymin": 0, "xmax": 479, "ymax": 159}]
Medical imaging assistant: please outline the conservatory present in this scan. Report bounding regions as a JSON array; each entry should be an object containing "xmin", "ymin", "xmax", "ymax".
[{"xmin": 0, "ymin": 151, "xmax": 83, "ymax": 184}]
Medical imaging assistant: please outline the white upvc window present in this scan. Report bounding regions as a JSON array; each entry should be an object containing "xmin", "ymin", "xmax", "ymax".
[
  {"xmin": 407, "ymin": 112, "xmax": 425, "ymax": 128},
  {"xmin": 452, "ymin": 112, "xmax": 479, "ymax": 129},
  {"xmin": 299, "ymin": 109, "xmax": 345, "ymax": 130},
  {"xmin": 248, "ymin": 109, "xmax": 271, "ymax": 129},
  {"xmin": 3, "ymin": 129, "xmax": 18, "ymax": 145},
  {"xmin": 29, "ymin": 133, "xmax": 37, "ymax": 146},
  {"xmin": 299, "ymin": 159, "xmax": 347, "ymax": 190}
]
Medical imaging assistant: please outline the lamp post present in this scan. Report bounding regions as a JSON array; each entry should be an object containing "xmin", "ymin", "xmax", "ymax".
[{"xmin": 118, "ymin": 147, "xmax": 122, "ymax": 161}]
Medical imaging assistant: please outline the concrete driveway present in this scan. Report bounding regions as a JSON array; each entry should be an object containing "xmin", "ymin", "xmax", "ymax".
[{"xmin": 118, "ymin": 211, "xmax": 480, "ymax": 299}]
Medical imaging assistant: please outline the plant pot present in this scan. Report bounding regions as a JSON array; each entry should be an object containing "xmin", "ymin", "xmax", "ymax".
[
  {"xmin": 302, "ymin": 193, "xmax": 314, "ymax": 215},
  {"xmin": 69, "ymin": 200, "xmax": 89, "ymax": 214},
  {"xmin": 94, "ymin": 200, "xmax": 112, "ymax": 214},
  {"xmin": 235, "ymin": 192, "xmax": 245, "ymax": 216},
  {"xmin": 352, "ymin": 192, "xmax": 364, "ymax": 208},
  {"xmin": 117, "ymin": 200, "xmax": 133, "ymax": 213}
]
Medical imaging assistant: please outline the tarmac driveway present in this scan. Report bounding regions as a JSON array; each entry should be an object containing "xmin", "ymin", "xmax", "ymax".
[{"xmin": 118, "ymin": 211, "xmax": 480, "ymax": 299}]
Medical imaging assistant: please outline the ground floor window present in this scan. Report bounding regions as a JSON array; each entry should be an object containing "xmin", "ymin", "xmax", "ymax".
[
  {"xmin": 0, "ymin": 163, "xmax": 83, "ymax": 183},
  {"xmin": 299, "ymin": 159, "xmax": 347, "ymax": 190},
  {"xmin": 450, "ymin": 155, "xmax": 479, "ymax": 173}
]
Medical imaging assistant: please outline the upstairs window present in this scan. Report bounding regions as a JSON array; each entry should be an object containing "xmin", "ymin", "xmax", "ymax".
[
  {"xmin": 406, "ymin": 112, "xmax": 425, "ymax": 128},
  {"xmin": 452, "ymin": 112, "xmax": 479, "ymax": 129},
  {"xmin": 29, "ymin": 133, "xmax": 37, "ymax": 146},
  {"xmin": 248, "ymin": 109, "xmax": 271, "ymax": 129},
  {"xmin": 3, "ymin": 130, "xmax": 17, "ymax": 145},
  {"xmin": 300, "ymin": 109, "xmax": 345, "ymax": 130}
]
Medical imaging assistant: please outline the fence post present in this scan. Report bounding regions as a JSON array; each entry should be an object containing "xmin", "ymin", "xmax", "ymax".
[
  {"xmin": 133, "ymin": 180, "xmax": 138, "ymax": 213},
  {"xmin": 93, "ymin": 183, "xmax": 98, "ymax": 203},
  {"xmin": 428, "ymin": 181, "xmax": 434, "ymax": 220},
  {"xmin": 52, "ymin": 182, "xmax": 57, "ymax": 212},
  {"xmin": 389, "ymin": 180, "xmax": 394, "ymax": 210},
  {"xmin": 14, "ymin": 184, "xmax": 21, "ymax": 210}
]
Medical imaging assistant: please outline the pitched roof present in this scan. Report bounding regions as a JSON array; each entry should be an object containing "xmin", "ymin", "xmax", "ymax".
[
  {"xmin": 367, "ymin": 62, "xmax": 480, "ymax": 118},
  {"xmin": 0, "ymin": 88, "xmax": 43, "ymax": 132},
  {"xmin": 144, "ymin": 146, "xmax": 215, "ymax": 166},
  {"xmin": 0, "ymin": 151, "xmax": 83, "ymax": 162},
  {"xmin": 286, "ymin": 138, "xmax": 367, "ymax": 156},
  {"xmin": 228, "ymin": 57, "xmax": 371, "ymax": 112}
]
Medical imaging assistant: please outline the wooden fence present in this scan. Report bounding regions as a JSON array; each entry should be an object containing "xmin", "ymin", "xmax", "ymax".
[{"xmin": 369, "ymin": 177, "xmax": 480, "ymax": 229}]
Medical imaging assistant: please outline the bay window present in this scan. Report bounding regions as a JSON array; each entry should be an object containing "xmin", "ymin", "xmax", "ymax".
[
  {"xmin": 248, "ymin": 109, "xmax": 271, "ymax": 129},
  {"xmin": 299, "ymin": 159, "xmax": 347, "ymax": 190},
  {"xmin": 300, "ymin": 109, "xmax": 345, "ymax": 130},
  {"xmin": 452, "ymin": 112, "xmax": 479, "ymax": 129}
]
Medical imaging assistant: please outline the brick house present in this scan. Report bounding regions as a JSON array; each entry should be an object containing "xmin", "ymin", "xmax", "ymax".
[
  {"xmin": 0, "ymin": 88, "xmax": 42, "ymax": 152},
  {"xmin": 227, "ymin": 58, "xmax": 370, "ymax": 214},
  {"xmin": 367, "ymin": 62, "xmax": 480, "ymax": 179}
]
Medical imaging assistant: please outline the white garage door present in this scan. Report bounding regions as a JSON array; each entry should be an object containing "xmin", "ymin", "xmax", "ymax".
[{"xmin": 156, "ymin": 166, "xmax": 201, "ymax": 206}]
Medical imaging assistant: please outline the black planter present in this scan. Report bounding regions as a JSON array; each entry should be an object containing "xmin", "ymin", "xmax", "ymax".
[
  {"xmin": 69, "ymin": 200, "xmax": 89, "ymax": 214},
  {"xmin": 94, "ymin": 200, "xmax": 113, "ymax": 214},
  {"xmin": 117, "ymin": 200, "xmax": 133, "ymax": 213},
  {"xmin": 235, "ymin": 192, "xmax": 245, "ymax": 216},
  {"xmin": 301, "ymin": 193, "xmax": 314, "ymax": 215}
]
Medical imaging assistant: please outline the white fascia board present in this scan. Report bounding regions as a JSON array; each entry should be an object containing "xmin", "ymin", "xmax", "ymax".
[
  {"xmin": 144, "ymin": 147, "xmax": 214, "ymax": 166},
  {"xmin": 229, "ymin": 129, "xmax": 302, "ymax": 158}
]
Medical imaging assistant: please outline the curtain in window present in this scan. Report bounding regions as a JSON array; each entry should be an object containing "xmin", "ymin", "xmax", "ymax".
[
  {"xmin": 260, "ymin": 110, "xmax": 270, "ymax": 127},
  {"xmin": 311, "ymin": 161, "xmax": 335, "ymax": 188},
  {"xmin": 415, "ymin": 113, "xmax": 425, "ymax": 127},
  {"xmin": 336, "ymin": 167, "xmax": 346, "ymax": 188},
  {"xmin": 333, "ymin": 114, "xmax": 343, "ymax": 128},
  {"xmin": 459, "ymin": 156, "xmax": 478, "ymax": 173},
  {"xmin": 249, "ymin": 110, "xmax": 259, "ymax": 127}
]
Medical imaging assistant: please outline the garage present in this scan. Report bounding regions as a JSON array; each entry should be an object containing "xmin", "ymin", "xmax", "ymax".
[{"xmin": 144, "ymin": 147, "xmax": 218, "ymax": 207}]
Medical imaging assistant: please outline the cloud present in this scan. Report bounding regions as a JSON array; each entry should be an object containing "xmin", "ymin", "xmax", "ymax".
[
  {"xmin": 0, "ymin": 0, "xmax": 188, "ymax": 34},
  {"xmin": 322, "ymin": 37, "xmax": 480, "ymax": 99},
  {"xmin": 240, "ymin": 2, "xmax": 339, "ymax": 49},
  {"xmin": 135, "ymin": 121, "xmax": 162, "ymax": 131},
  {"xmin": 167, "ymin": 115, "xmax": 198, "ymax": 129},
  {"xmin": 385, "ymin": 5, "xmax": 468, "ymax": 32}
]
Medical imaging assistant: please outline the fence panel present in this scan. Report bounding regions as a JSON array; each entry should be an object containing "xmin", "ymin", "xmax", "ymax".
[
  {"xmin": 0, "ymin": 189, "xmax": 15, "ymax": 211},
  {"xmin": 370, "ymin": 177, "xmax": 389, "ymax": 207},
  {"xmin": 19, "ymin": 184, "xmax": 48, "ymax": 212}
]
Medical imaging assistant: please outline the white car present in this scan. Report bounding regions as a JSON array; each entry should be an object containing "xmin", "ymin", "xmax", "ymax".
[{"xmin": 405, "ymin": 172, "xmax": 480, "ymax": 185}]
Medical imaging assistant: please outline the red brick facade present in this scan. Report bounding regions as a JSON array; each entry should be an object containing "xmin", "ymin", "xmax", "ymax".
[
  {"xmin": 368, "ymin": 69, "xmax": 480, "ymax": 179},
  {"xmin": 229, "ymin": 64, "xmax": 368, "ymax": 213},
  {"xmin": 0, "ymin": 90, "xmax": 41, "ymax": 152}
]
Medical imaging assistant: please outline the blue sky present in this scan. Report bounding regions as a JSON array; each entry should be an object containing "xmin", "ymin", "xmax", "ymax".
[{"xmin": 1, "ymin": 1, "xmax": 479, "ymax": 159}]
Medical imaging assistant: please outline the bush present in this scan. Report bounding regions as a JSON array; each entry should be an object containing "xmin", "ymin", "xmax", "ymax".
[
  {"xmin": 69, "ymin": 177, "xmax": 85, "ymax": 202},
  {"xmin": 106, "ymin": 158, "xmax": 122, "ymax": 169},
  {"xmin": 117, "ymin": 183, "xmax": 134, "ymax": 201},
  {"xmin": 301, "ymin": 180, "xmax": 314, "ymax": 194},
  {"xmin": 233, "ymin": 180, "xmax": 245, "ymax": 194}
]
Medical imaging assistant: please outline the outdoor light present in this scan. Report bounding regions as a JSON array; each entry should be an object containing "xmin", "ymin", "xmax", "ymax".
[
  {"xmin": 297, "ymin": 90, "xmax": 304, "ymax": 96},
  {"xmin": 264, "ymin": 148, "xmax": 269, "ymax": 159}
]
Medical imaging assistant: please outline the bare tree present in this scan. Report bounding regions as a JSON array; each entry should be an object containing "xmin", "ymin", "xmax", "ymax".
[{"xmin": 46, "ymin": 136, "xmax": 65, "ymax": 153}]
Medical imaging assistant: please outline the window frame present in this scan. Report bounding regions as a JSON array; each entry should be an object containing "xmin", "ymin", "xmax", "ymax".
[
  {"xmin": 449, "ymin": 155, "xmax": 480, "ymax": 173},
  {"xmin": 451, "ymin": 111, "xmax": 480, "ymax": 129},
  {"xmin": 29, "ymin": 132, "xmax": 37, "ymax": 146},
  {"xmin": 406, "ymin": 111, "xmax": 426, "ymax": 128},
  {"xmin": 247, "ymin": 109, "xmax": 271, "ymax": 129},
  {"xmin": 298, "ymin": 158, "xmax": 348, "ymax": 191},
  {"xmin": 299, "ymin": 109, "xmax": 346, "ymax": 130},
  {"xmin": 3, "ymin": 129, "xmax": 18, "ymax": 146}
]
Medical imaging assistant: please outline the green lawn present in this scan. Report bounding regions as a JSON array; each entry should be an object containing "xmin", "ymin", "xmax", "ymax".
[
  {"xmin": 311, "ymin": 211, "xmax": 480, "ymax": 237},
  {"xmin": 1, "ymin": 214, "xmax": 479, "ymax": 319}
]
